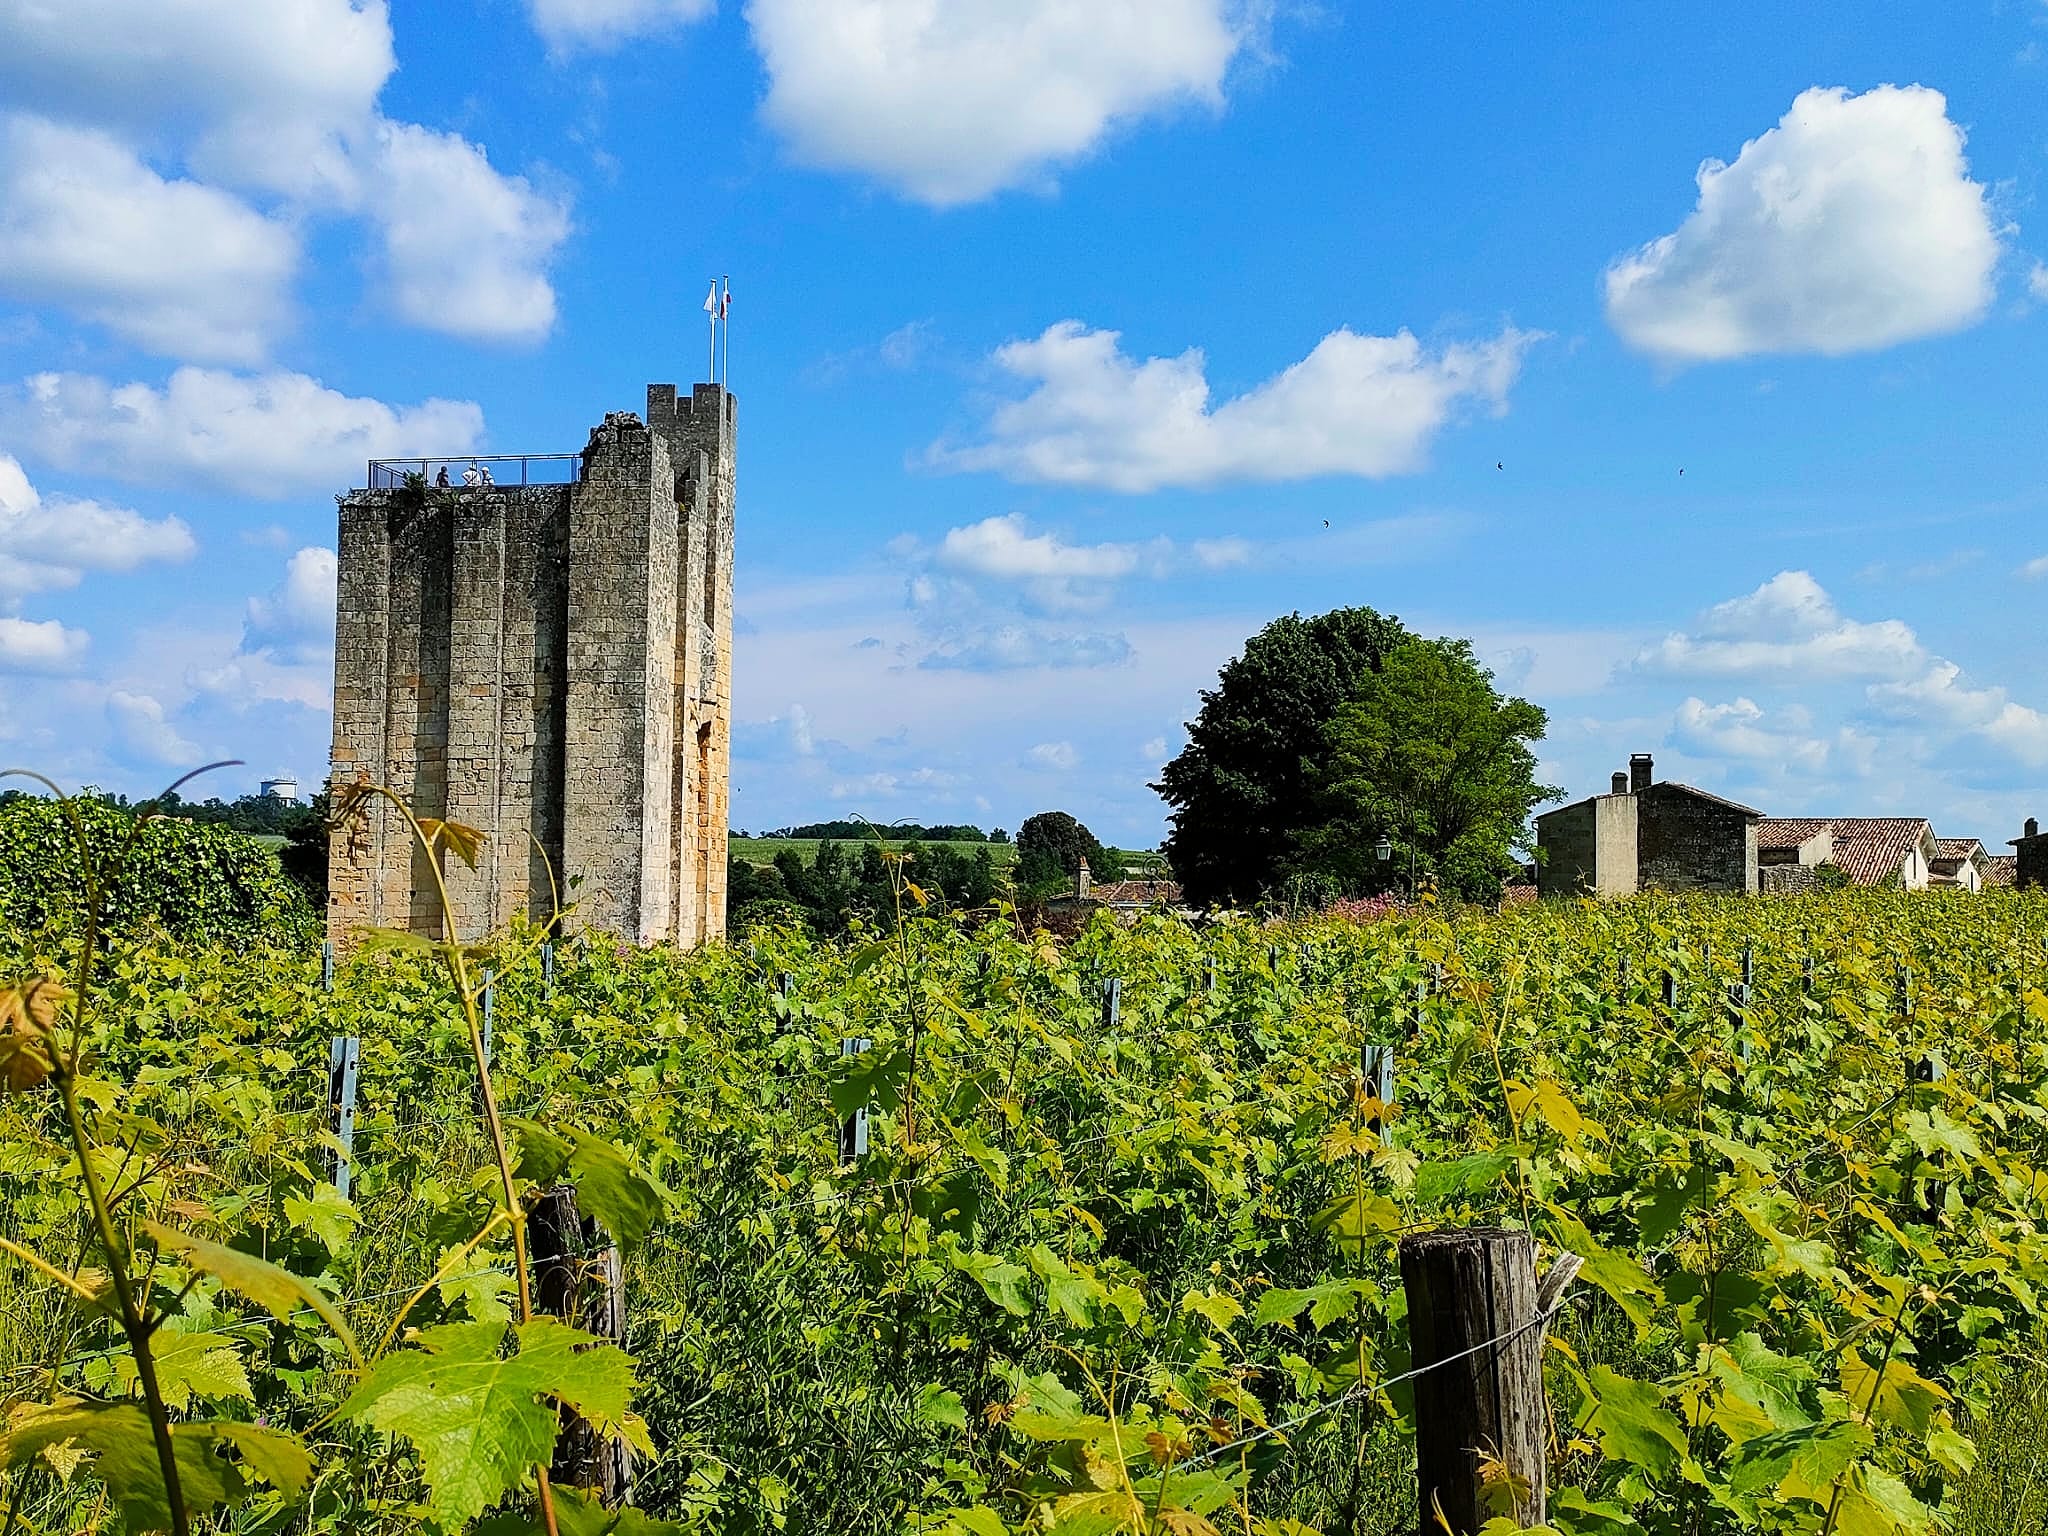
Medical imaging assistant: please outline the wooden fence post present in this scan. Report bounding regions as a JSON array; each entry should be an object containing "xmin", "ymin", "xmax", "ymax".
[
  {"xmin": 1398, "ymin": 1228, "xmax": 1574, "ymax": 1534},
  {"xmin": 529, "ymin": 1187, "xmax": 633, "ymax": 1505}
]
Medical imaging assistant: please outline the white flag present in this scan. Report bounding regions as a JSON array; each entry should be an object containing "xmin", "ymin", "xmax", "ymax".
[{"xmin": 702, "ymin": 281, "xmax": 719, "ymax": 315}]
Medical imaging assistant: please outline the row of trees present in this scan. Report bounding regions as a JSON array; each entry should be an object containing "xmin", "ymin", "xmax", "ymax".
[
  {"xmin": 726, "ymin": 812, "xmax": 1128, "ymax": 935},
  {"xmin": 1156, "ymin": 607, "xmax": 1555, "ymax": 906},
  {"xmin": 744, "ymin": 820, "xmax": 1010, "ymax": 843},
  {"xmin": 728, "ymin": 839, "xmax": 1005, "ymax": 936}
]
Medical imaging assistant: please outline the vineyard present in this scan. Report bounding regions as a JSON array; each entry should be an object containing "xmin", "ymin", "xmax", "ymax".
[{"xmin": 6, "ymin": 839, "xmax": 2048, "ymax": 1533}]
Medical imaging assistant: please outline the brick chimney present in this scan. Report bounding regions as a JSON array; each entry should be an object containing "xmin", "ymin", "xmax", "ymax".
[
  {"xmin": 1629, "ymin": 753, "xmax": 1654, "ymax": 794},
  {"xmin": 1077, "ymin": 855, "xmax": 1091, "ymax": 900},
  {"xmin": 1610, "ymin": 771, "xmax": 1629, "ymax": 796}
]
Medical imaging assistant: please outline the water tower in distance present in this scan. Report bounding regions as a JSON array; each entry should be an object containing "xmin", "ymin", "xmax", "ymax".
[{"xmin": 259, "ymin": 776, "xmax": 300, "ymax": 802}]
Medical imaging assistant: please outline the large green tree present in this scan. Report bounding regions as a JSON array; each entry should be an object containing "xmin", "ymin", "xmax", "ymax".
[
  {"xmin": 1155, "ymin": 607, "xmax": 1412, "ymax": 907},
  {"xmin": 1296, "ymin": 637, "xmax": 1556, "ymax": 901},
  {"xmin": 1015, "ymin": 811, "xmax": 1121, "ymax": 895}
]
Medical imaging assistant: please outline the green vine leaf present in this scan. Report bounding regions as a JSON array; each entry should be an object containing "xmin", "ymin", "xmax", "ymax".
[
  {"xmin": 113, "ymin": 1332, "xmax": 253, "ymax": 1410},
  {"xmin": 0, "ymin": 1398, "xmax": 311, "ymax": 1533},
  {"xmin": 1585, "ymin": 1366, "xmax": 1687, "ymax": 1480},
  {"xmin": 143, "ymin": 1221, "xmax": 362, "ymax": 1367},
  {"xmin": 952, "ymin": 1249, "xmax": 1034, "ymax": 1317},
  {"xmin": 509, "ymin": 1121, "xmax": 666, "ymax": 1251},
  {"xmin": 339, "ymin": 1318, "xmax": 648, "ymax": 1526}
]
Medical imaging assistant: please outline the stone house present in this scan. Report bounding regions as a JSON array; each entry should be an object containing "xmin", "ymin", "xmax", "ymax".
[
  {"xmin": 1535, "ymin": 753, "xmax": 1761, "ymax": 897},
  {"xmin": 2014, "ymin": 818, "xmax": 2047, "ymax": 890},
  {"xmin": 1758, "ymin": 819, "xmax": 1831, "ymax": 870},
  {"xmin": 1931, "ymin": 838, "xmax": 1990, "ymax": 891},
  {"xmin": 1757, "ymin": 817, "xmax": 1937, "ymax": 889}
]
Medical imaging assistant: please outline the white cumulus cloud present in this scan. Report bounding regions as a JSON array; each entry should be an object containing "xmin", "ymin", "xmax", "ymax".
[
  {"xmin": 931, "ymin": 321, "xmax": 1541, "ymax": 492},
  {"xmin": 2030, "ymin": 262, "xmax": 2048, "ymax": 302},
  {"xmin": 529, "ymin": 0, "xmax": 713, "ymax": 52},
  {"xmin": 1671, "ymin": 696, "xmax": 1830, "ymax": 772},
  {"xmin": 1640, "ymin": 571, "xmax": 2048, "ymax": 777},
  {"xmin": 367, "ymin": 123, "xmax": 572, "ymax": 344},
  {"xmin": 937, "ymin": 513, "xmax": 1153, "ymax": 582},
  {"xmin": 0, "ymin": 116, "xmax": 299, "ymax": 363},
  {"xmin": 1028, "ymin": 740, "xmax": 1079, "ymax": 771},
  {"xmin": 1605, "ymin": 85, "xmax": 2002, "ymax": 361},
  {"xmin": 747, "ymin": 0, "xmax": 1249, "ymax": 204},
  {"xmin": 3, "ymin": 369, "xmax": 485, "ymax": 498},
  {"xmin": 2019, "ymin": 554, "xmax": 2048, "ymax": 580},
  {"xmin": 106, "ymin": 690, "xmax": 201, "ymax": 766},
  {"xmin": 1867, "ymin": 663, "xmax": 2048, "ymax": 767},
  {"xmin": 245, "ymin": 547, "xmax": 338, "ymax": 659},
  {"xmin": 0, "ymin": 454, "xmax": 195, "ymax": 604},
  {"xmin": 0, "ymin": 615, "xmax": 89, "ymax": 673},
  {"xmin": 0, "ymin": 2, "xmax": 569, "ymax": 350},
  {"xmin": 0, "ymin": 0, "xmax": 393, "ymax": 200},
  {"xmin": 1635, "ymin": 570, "xmax": 1923, "ymax": 680}
]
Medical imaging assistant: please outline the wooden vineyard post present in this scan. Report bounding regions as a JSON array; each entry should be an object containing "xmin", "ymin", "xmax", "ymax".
[
  {"xmin": 530, "ymin": 1187, "xmax": 633, "ymax": 1505},
  {"xmin": 1398, "ymin": 1228, "xmax": 1575, "ymax": 1534}
]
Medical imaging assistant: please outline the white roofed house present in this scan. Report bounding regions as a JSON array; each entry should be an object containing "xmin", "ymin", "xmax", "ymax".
[{"xmin": 1930, "ymin": 838, "xmax": 1990, "ymax": 892}]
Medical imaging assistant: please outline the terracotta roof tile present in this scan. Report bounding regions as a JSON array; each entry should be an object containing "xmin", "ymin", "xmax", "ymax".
[
  {"xmin": 1092, "ymin": 880, "xmax": 1183, "ymax": 905},
  {"xmin": 1983, "ymin": 855, "xmax": 2018, "ymax": 888},
  {"xmin": 1819, "ymin": 818, "xmax": 1933, "ymax": 887},
  {"xmin": 1758, "ymin": 818, "xmax": 1833, "ymax": 852},
  {"xmin": 1933, "ymin": 837, "xmax": 1983, "ymax": 862}
]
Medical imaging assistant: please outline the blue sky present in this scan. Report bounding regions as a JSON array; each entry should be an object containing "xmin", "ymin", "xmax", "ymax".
[{"xmin": 1, "ymin": 0, "xmax": 2044, "ymax": 851}]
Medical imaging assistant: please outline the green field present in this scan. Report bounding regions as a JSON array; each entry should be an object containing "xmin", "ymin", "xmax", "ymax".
[
  {"xmin": 730, "ymin": 835, "xmax": 1020, "ymax": 869},
  {"xmin": 729, "ymin": 836, "xmax": 1166, "ymax": 873}
]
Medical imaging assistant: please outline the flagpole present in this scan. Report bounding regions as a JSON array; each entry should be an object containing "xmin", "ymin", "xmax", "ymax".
[
  {"xmin": 720, "ymin": 274, "xmax": 730, "ymax": 388},
  {"xmin": 707, "ymin": 294, "xmax": 716, "ymax": 383}
]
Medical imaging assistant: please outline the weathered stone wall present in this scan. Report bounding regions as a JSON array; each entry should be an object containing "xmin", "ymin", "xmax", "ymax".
[
  {"xmin": 645, "ymin": 383, "xmax": 735, "ymax": 947},
  {"xmin": 2016, "ymin": 826, "xmax": 2048, "ymax": 890},
  {"xmin": 1760, "ymin": 863, "xmax": 1824, "ymax": 895},
  {"xmin": 328, "ymin": 486, "xmax": 571, "ymax": 946},
  {"xmin": 1637, "ymin": 785, "xmax": 1756, "ymax": 894},
  {"xmin": 328, "ymin": 381, "xmax": 735, "ymax": 951},
  {"xmin": 563, "ymin": 413, "xmax": 679, "ymax": 943},
  {"xmin": 1536, "ymin": 794, "xmax": 1636, "ymax": 897}
]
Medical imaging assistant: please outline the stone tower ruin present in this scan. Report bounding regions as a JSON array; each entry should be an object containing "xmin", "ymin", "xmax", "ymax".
[{"xmin": 326, "ymin": 382, "xmax": 735, "ymax": 949}]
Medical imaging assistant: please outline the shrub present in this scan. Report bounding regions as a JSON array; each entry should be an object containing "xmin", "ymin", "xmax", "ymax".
[{"xmin": 0, "ymin": 796, "xmax": 317, "ymax": 949}]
